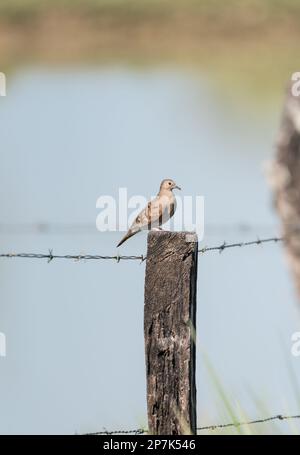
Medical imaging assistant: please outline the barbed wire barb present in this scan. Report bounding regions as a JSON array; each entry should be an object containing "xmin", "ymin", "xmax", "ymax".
[
  {"xmin": 83, "ymin": 412, "xmax": 300, "ymax": 435},
  {"xmin": 196, "ymin": 413, "xmax": 300, "ymax": 431},
  {"xmin": 197, "ymin": 236, "xmax": 284, "ymax": 254},
  {"xmin": 0, "ymin": 235, "xmax": 284, "ymax": 263}
]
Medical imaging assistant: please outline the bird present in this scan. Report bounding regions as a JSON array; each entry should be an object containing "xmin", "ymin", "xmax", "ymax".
[{"xmin": 117, "ymin": 179, "xmax": 181, "ymax": 247}]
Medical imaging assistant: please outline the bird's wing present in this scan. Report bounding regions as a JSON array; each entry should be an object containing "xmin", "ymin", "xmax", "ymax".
[
  {"xmin": 130, "ymin": 194, "xmax": 174, "ymax": 231},
  {"xmin": 147, "ymin": 195, "xmax": 176, "ymax": 225},
  {"xmin": 130, "ymin": 196, "xmax": 164, "ymax": 230},
  {"xmin": 169, "ymin": 200, "xmax": 175, "ymax": 218},
  {"xmin": 145, "ymin": 197, "xmax": 164, "ymax": 226}
]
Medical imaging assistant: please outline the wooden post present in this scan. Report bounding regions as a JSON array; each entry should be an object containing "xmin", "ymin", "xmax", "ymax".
[
  {"xmin": 271, "ymin": 82, "xmax": 300, "ymax": 299},
  {"xmin": 144, "ymin": 231, "xmax": 198, "ymax": 435}
]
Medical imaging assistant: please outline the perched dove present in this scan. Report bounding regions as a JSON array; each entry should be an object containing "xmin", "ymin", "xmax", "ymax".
[{"xmin": 117, "ymin": 179, "xmax": 181, "ymax": 247}]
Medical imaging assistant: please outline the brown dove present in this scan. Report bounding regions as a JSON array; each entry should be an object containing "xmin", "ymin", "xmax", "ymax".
[{"xmin": 117, "ymin": 179, "xmax": 181, "ymax": 247}]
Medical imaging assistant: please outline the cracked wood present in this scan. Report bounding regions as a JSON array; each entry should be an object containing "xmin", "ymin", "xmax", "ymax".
[{"xmin": 144, "ymin": 231, "xmax": 198, "ymax": 435}]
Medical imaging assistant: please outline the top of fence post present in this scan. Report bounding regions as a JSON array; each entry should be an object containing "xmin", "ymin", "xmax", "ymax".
[{"xmin": 144, "ymin": 230, "xmax": 198, "ymax": 435}]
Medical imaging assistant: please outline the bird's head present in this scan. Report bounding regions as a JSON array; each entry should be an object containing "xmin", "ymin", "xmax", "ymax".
[{"xmin": 160, "ymin": 179, "xmax": 181, "ymax": 192}]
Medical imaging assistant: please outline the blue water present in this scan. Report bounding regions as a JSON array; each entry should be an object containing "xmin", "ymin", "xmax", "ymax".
[{"xmin": 0, "ymin": 65, "xmax": 299, "ymax": 434}]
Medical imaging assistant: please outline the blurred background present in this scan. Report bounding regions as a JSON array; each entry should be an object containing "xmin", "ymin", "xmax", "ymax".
[{"xmin": 1, "ymin": 0, "xmax": 300, "ymax": 435}]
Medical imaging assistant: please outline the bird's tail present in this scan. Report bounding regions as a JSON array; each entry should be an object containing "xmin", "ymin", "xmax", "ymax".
[{"xmin": 117, "ymin": 229, "xmax": 136, "ymax": 247}]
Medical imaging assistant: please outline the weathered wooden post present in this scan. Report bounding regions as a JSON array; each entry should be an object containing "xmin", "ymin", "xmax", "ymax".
[
  {"xmin": 144, "ymin": 231, "xmax": 198, "ymax": 435},
  {"xmin": 271, "ymin": 81, "xmax": 300, "ymax": 299}
]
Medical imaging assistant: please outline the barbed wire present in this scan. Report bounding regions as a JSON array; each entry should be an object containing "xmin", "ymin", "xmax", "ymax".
[
  {"xmin": 85, "ymin": 428, "xmax": 146, "ymax": 435},
  {"xmin": 0, "ymin": 251, "xmax": 146, "ymax": 263},
  {"xmin": 196, "ymin": 413, "xmax": 300, "ymax": 431},
  {"xmin": 198, "ymin": 236, "xmax": 283, "ymax": 254},
  {"xmin": 0, "ymin": 236, "xmax": 284, "ymax": 263},
  {"xmin": 84, "ymin": 413, "xmax": 300, "ymax": 435}
]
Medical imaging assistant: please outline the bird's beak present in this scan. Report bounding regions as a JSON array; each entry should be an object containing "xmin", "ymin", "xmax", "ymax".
[{"xmin": 174, "ymin": 185, "xmax": 181, "ymax": 190}]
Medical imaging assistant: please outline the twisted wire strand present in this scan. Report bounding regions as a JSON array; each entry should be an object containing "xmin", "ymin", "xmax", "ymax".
[
  {"xmin": 83, "ymin": 413, "xmax": 300, "ymax": 435},
  {"xmin": 198, "ymin": 236, "xmax": 283, "ymax": 254},
  {"xmin": 0, "ymin": 236, "xmax": 284, "ymax": 263}
]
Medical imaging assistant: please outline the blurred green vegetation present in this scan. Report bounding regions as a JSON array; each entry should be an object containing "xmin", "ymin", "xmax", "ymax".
[
  {"xmin": 0, "ymin": 0, "xmax": 299, "ymax": 102},
  {"xmin": 0, "ymin": 0, "xmax": 299, "ymax": 18},
  {"xmin": 1, "ymin": 0, "xmax": 300, "ymax": 26},
  {"xmin": 202, "ymin": 352, "xmax": 300, "ymax": 435}
]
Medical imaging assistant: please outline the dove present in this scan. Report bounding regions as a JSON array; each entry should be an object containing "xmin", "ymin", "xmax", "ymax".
[{"xmin": 117, "ymin": 179, "xmax": 181, "ymax": 247}]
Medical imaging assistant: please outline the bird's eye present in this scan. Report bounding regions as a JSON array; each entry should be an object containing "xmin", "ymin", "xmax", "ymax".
[{"xmin": 169, "ymin": 182, "xmax": 172, "ymax": 185}]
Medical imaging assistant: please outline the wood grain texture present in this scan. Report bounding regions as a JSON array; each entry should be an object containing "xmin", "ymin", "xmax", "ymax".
[{"xmin": 144, "ymin": 231, "xmax": 198, "ymax": 435}]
